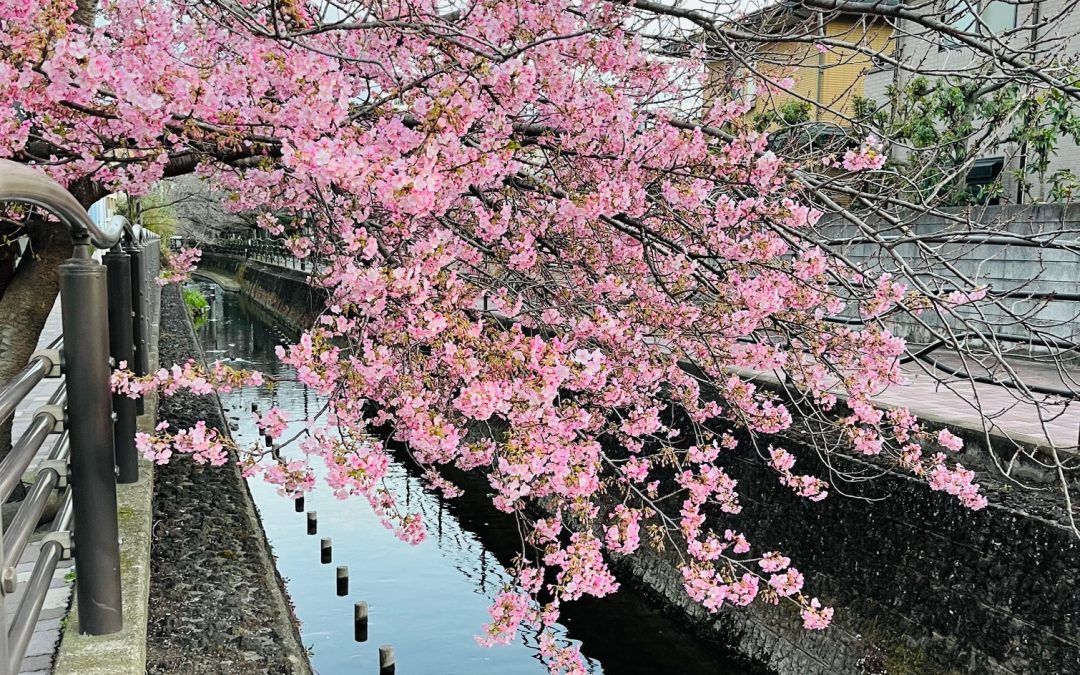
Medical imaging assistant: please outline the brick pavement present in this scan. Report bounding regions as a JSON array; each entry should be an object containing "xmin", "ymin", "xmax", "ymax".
[{"xmin": 880, "ymin": 361, "xmax": 1079, "ymax": 451}]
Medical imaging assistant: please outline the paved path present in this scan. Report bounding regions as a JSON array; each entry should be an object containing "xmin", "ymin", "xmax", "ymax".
[
  {"xmin": 731, "ymin": 360, "xmax": 1079, "ymax": 470},
  {"xmin": 741, "ymin": 353, "xmax": 1079, "ymax": 453},
  {"xmin": 882, "ymin": 359, "xmax": 1079, "ymax": 452},
  {"xmin": 7, "ymin": 298, "xmax": 74, "ymax": 675}
]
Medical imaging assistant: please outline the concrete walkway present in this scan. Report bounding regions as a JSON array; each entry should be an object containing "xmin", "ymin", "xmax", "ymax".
[
  {"xmin": 7, "ymin": 298, "xmax": 73, "ymax": 675},
  {"xmin": 885, "ymin": 358, "xmax": 1079, "ymax": 452},
  {"xmin": 740, "ymin": 352, "xmax": 1079, "ymax": 454}
]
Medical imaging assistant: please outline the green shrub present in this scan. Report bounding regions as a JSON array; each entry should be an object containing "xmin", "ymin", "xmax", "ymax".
[{"xmin": 182, "ymin": 286, "xmax": 209, "ymax": 319}]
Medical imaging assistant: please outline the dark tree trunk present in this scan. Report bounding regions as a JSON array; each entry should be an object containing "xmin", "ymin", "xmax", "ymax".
[{"xmin": 0, "ymin": 221, "xmax": 72, "ymax": 469}]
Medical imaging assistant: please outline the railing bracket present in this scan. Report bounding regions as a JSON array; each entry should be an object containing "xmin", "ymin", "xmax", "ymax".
[
  {"xmin": 34, "ymin": 404, "xmax": 65, "ymax": 432},
  {"xmin": 30, "ymin": 348, "xmax": 62, "ymax": 377},
  {"xmin": 0, "ymin": 566, "xmax": 15, "ymax": 595},
  {"xmin": 39, "ymin": 531, "xmax": 73, "ymax": 560},
  {"xmin": 37, "ymin": 459, "xmax": 70, "ymax": 488}
]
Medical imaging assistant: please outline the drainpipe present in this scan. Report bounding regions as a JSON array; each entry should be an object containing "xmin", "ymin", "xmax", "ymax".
[
  {"xmin": 1017, "ymin": 0, "xmax": 1041, "ymax": 204},
  {"xmin": 816, "ymin": 11, "xmax": 825, "ymax": 121}
]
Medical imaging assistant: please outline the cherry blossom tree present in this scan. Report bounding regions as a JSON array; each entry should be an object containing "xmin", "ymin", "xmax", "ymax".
[{"xmin": 3, "ymin": 0, "xmax": 1079, "ymax": 670}]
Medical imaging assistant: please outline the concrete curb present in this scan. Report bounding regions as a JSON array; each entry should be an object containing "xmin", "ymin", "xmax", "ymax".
[
  {"xmin": 190, "ymin": 267, "xmax": 241, "ymax": 292},
  {"xmin": 51, "ymin": 459, "xmax": 155, "ymax": 675},
  {"xmin": 144, "ymin": 283, "xmax": 312, "ymax": 675}
]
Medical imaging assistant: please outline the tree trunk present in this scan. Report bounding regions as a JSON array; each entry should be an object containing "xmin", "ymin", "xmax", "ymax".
[
  {"xmin": 72, "ymin": 0, "xmax": 97, "ymax": 30},
  {"xmin": 0, "ymin": 221, "xmax": 72, "ymax": 473}
]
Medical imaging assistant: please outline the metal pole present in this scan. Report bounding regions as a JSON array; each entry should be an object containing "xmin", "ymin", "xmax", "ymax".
[
  {"xmin": 105, "ymin": 247, "xmax": 138, "ymax": 483},
  {"xmin": 60, "ymin": 245, "xmax": 123, "ymax": 635},
  {"xmin": 126, "ymin": 242, "xmax": 147, "ymax": 416},
  {"xmin": 0, "ymin": 515, "xmax": 10, "ymax": 675},
  {"xmin": 146, "ymin": 238, "xmax": 159, "ymax": 331}
]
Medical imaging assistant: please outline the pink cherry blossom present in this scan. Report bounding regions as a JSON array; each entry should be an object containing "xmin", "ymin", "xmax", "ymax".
[{"xmin": 5, "ymin": 0, "xmax": 1001, "ymax": 659}]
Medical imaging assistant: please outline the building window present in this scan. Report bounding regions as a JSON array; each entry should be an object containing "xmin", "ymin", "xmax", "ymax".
[
  {"xmin": 966, "ymin": 157, "xmax": 1004, "ymax": 204},
  {"xmin": 942, "ymin": 0, "xmax": 1016, "ymax": 48}
]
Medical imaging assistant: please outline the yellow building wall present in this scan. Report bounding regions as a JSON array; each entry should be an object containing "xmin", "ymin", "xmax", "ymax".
[{"xmin": 722, "ymin": 16, "xmax": 893, "ymax": 125}]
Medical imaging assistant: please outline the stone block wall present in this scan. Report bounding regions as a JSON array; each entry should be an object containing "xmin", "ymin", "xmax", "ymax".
[
  {"xmin": 198, "ymin": 252, "xmax": 324, "ymax": 333},
  {"xmin": 822, "ymin": 205, "xmax": 1080, "ymax": 348},
  {"xmin": 614, "ymin": 430, "xmax": 1080, "ymax": 674}
]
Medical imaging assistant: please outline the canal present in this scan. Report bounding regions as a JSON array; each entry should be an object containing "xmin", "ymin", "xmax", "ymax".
[{"xmin": 191, "ymin": 280, "xmax": 752, "ymax": 675}]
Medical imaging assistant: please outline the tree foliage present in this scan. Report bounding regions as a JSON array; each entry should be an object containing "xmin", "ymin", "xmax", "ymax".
[{"xmin": 116, "ymin": 192, "xmax": 179, "ymax": 239}]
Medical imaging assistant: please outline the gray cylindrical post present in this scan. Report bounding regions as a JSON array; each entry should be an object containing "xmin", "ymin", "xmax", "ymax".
[
  {"xmin": 126, "ymin": 243, "xmax": 147, "ymax": 415},
  {"xmin": 307, "ymin": 511, "xmax": 317, "ymax": 535},
  {"xmin": 126, "ymin": 243, "xmax": 148, "ymax": 375},
  {"xmin": 104, "ymin": 248, "xmax": 138, "ymax": 484},
  {"xmin": 61, "ymin": 249, "xmax": 123, "ymax": 635},
  {"xmin": 251, "ymin": 402, "xmax": 259, "ymax": 412},
  {"xmin": 379, "ymin": 645, "xmax": 395, "ymax": 675},
  {"xmin": 320, "ymin": 538, "xmax": 332, "ymax": 564},
  {"xmin": 294, "ymin": 495, "xmax": 304, "ymax": 512},
  {"xmin": 354, "ymin": 601, "xmax": 368, "ymax": 642},
  {"xmin": 336, "ymin": 566, "xmax": 348, "ymax": 596},
  {"xmin": 0, "ymin": 501, "xmax": 10, "ymax": 675}
]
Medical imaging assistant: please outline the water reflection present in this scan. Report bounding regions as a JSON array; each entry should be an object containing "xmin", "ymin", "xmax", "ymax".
[{"xmin": 191, "ymin": 280, "xmax": 749, "ymax": 675}]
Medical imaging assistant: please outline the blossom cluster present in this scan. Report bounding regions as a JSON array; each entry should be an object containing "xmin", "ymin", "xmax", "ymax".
[{"xmin": 157, "ymin": 247, "xmax": 202, "ymax": 286}]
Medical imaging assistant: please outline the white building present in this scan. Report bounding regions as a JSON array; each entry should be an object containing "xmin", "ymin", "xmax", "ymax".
[{"xmin": 863, "ymin": 0, "xmax": 1080, "ymax": 203}]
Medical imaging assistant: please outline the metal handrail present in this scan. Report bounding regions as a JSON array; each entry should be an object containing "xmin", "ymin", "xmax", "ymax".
[
  {"xmin": 0, "ymin": 384, "xmax": 65, "ymax": 505},
  {"xmin": 6, "ymin": 503, "xmax": 70, "ymax": 675},
  {"xmin": 0, "ymin": 161, "xmax": 164, "ymax": 672},
  {"xmin": 0, "ymin": 160, "xmax": 124, "ymax": 249},
  {"xmin": 3, "ymin": 434, "xmax": 70, "ymax": 565},
  {"xmin": 0, "ymin": 358, "xmax": 53, "ymax": 428}
]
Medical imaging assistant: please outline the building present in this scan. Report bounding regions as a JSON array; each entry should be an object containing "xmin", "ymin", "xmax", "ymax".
[
  {"xmin": 707, "ymin": 0, "xmax": 1080, "ymax": 204},
  {"xmin": 87, "ymin": 193, "xmax": 119, "ymax": 229},
  {"xmin": 862, "ymin": 0, "xmax": 1080, "ymax": 204},
  {"xmin": 708, "ymin": 1, "xmax": 895, "ymax": 132}
]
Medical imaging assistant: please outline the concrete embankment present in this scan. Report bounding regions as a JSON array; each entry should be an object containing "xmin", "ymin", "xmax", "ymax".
[
  {"xmin": 195, "ymin": 252, "xmax": 323, "ymax": 333},
  {"xmin": 197, "ymin": 255, "xmax": 1080, "ymax": 675},
  {"xmin": 144, "ymin": 283, "xmax": 311, "ymax": 675}
]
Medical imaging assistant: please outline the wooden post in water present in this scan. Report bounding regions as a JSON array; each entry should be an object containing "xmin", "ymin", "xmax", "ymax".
[
  {"xmin": 320, "ymin": 538, "xmax": 332, "ymax": 564},
  {"xmin": 336, "ymin": 566, "xmax": 349, "ymax": 596},
  {"xmin": 307, "ymin": 511, "xmax": 317, "ymax": 535},
  {"xmin": 379, "ymin": 645, "xmax": 395, "ymax": 675},
  {"xmin": 294, "ymin": 496, "xmax": 304, "ymax": 512},
  {"xmin": 354, "ymin": 601, "xmax": 368, "ymax": 642}
]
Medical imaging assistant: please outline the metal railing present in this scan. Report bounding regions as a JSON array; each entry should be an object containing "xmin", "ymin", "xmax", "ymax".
[
  {"xmin": 204, "ymin": 237, "xmax": 311, "ymax": 272},
  {"xmin": 737, "ymin": 232, "xmax": 1080, "ymax": 448},
  {"xmin": 0, "ymin": 160, "xmax": 161, "ymax": 673}
]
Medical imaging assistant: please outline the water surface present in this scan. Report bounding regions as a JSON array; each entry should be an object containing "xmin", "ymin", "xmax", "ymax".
[{"xmin": 191, "ymin": 280, "xmax": 749, "ymax": 675}]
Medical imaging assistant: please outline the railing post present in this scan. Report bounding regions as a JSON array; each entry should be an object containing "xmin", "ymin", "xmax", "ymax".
[
  {"xmin": 104, "ymin": 245, "xmax": 139, "ymax": 484},
  {"xmin": 126, "ymin": 241, "xmax": 148, "ymax": 419},
  {"xmin": 0, "ymin": 518, "xmax": 10, "ymax": 675},
  {"xmin": 60, "ymin": 245, "xmax": 123, "ymax": 635}
]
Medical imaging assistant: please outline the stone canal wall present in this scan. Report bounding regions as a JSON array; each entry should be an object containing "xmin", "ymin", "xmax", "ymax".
[
  {"xmin": 197, "ymin": 252, "xmax": 324, "ymax": 333},
  {"xmin": 610, "ymin": 430, "xmax": 1080, "ymax": 674},
  {"xmin": 200, "ymin": 260, "xmax": 1080, "ymax": 674}
]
